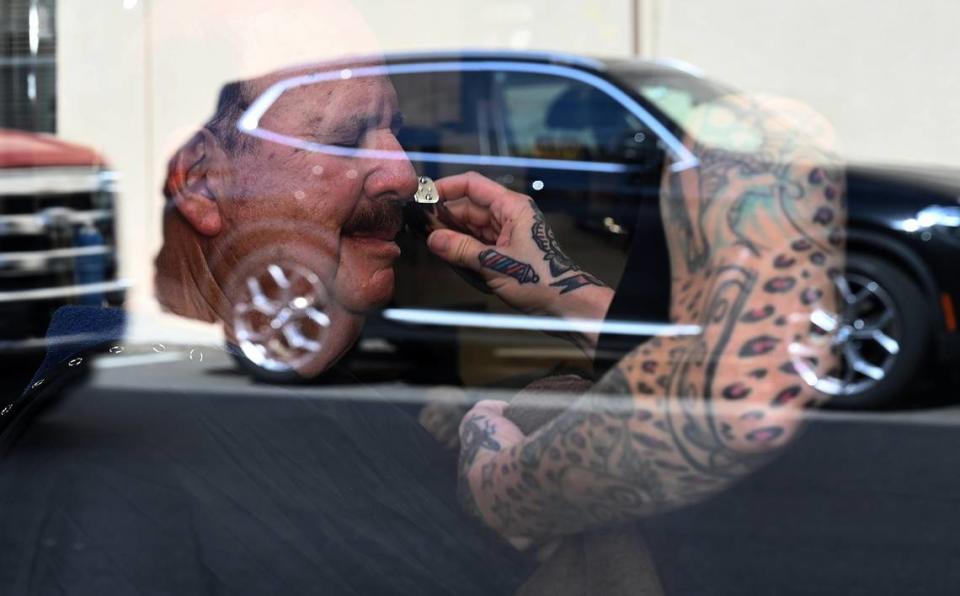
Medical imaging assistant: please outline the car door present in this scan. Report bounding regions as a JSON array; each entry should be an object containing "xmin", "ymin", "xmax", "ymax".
[
  {"xmin": 372, "ymin": 59, "xmax": 688, "ymax": 386},
  {"xmin": 377, "ymin": 61, "xmax": 638, "ymax": 385},
  {"xmin": 487, "ymin": 65, "xmax": 671, "ymax": 289}
]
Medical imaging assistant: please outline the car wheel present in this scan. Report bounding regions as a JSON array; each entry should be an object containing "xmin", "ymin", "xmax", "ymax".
[
  {"xmin": 820, "ymin": 254, "xmax": 932, "ymax": 409},
  {"xmin": 229, "ymin": 260, "xmax": 333, "ymax": 383}
]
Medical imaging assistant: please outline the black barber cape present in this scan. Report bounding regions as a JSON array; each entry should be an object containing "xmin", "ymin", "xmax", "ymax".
[{"xmin": 0, "ymin": 307, "xmax": 533, "ymax": 595}]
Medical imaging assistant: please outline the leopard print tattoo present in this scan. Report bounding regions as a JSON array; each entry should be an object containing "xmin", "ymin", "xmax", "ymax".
[{"xmin": 467, "ymin": 94, "xmax": 846, "ymax": 540}]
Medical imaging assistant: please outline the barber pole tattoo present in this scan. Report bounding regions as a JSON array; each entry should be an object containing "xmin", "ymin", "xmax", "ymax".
[{"xmin": 479, "ymin": 249, "xmax": 540, "ymax": 284}]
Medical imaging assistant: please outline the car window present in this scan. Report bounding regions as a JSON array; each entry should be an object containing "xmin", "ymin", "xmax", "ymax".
[
  {"xmin": 622, "ymin": 70, "xmax": 755, "ymax": 150},
  {"xmin": 494, "ymin": 71, "xmax": 656, "ymax": 164},
  {"xmin": 640, "ymin": 84, "xmax": 696, "ymax": 125},
  {"xmin": 389, "ymin": 69, "xmax": 489, "ymax": 156}
]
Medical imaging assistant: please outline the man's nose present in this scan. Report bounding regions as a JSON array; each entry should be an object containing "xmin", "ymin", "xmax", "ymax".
[{"xmin": 364, "ymin": 132, "xmax": 418, "ymax": 202}]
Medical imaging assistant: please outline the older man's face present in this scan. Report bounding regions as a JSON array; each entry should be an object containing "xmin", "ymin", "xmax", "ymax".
[{"xmin": 207, "ymin": 70, "xmax": 417, "ymax": 374}]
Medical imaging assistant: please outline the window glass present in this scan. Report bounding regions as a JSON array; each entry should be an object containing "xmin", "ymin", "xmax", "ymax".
[
  {"xmin": 389, "ymin": 69, "xmax": 487, "ymax": 155},
  {"xmin": 495, "ymin": 71, "xmax": 654, "ymax": 164},
  {"xmin": 640, "ymin": 84, "xmax": 695, "ymax": 125},
  {"xmin": 1, "ymin": 3, "xmax": 958, "ymax": 595},
  {"xmin": 0, "ymin": 0, "xmax": 56, "ymax": 132}
]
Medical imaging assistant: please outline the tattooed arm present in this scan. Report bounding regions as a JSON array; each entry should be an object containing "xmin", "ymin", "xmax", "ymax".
[
  {"xmin": 426, "ymin": 172, "xmax": 614, "ymax": 356},
  {"xmin": 458, "ymin": 94, "xmax": 847, "ymax": 542}
]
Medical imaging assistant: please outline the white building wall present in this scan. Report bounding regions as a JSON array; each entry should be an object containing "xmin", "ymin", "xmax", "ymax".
[
  {"xmin": 651, "ymin": 0, "xmax": 960, "ymax": 168},
  {"xmin": 352, "ymin": 0, "xmax": 632, "ymax": 57},
  {"xmin": 57, "ymin": 1, "xmax": 150, "ymax": 307}
]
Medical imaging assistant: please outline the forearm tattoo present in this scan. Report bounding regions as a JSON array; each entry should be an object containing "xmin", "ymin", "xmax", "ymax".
[
  {"xmin": 474, "ymin": 95, "xmax": 846, "ymax": 540},
  {"xmin": 479, "ymin": 249, "xmax": 540, "ymax": 284}
]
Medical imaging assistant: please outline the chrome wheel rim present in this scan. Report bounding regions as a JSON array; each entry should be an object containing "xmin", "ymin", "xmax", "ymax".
[
  {"xmin": 822, "ymin": 272, "xmax": 901, "ymax": 396},
  {"xmin": 234, "ymin": 262, "xmax": 331, "ymax": 373}
]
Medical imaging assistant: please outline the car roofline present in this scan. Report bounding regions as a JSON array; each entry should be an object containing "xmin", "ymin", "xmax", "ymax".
[
  {"xmin": 382, "ymin": 49, "xmax": 607, "ymax": 71},
  {"xmin": 643, "ymin": 57, "xmax": 706, "ymax": 78},
  {"xmin": 381, "ymin": 50, "xmax": 710, "ymax": 81},
  {"xmin": 247, "ymin": 50, "xmax": 704, "ymax": 83}
]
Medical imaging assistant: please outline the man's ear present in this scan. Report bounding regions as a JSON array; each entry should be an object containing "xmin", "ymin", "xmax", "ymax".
[{"xmin": 168, "ymin": 128, "xmax": 228, "ymax": 237}]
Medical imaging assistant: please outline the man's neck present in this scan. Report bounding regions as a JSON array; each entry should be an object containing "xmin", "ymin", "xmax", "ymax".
[{"xmin": 154, "ymin": 212, "xmax": 229, "ymax": 326}]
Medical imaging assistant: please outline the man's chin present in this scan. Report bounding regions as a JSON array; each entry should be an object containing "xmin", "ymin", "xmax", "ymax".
[
  {"xmin": 290, "ymin": 310, "xmax": 365, "ymax": 379},
  {"xmin": 336, "ymin": 267, "xmax": 396, "ymax": 314}
]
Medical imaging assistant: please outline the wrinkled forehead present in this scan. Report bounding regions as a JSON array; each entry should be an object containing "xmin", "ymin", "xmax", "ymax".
[{"xmin": 246, "ymin": 60, "xmax": 397, "ymax": 125}]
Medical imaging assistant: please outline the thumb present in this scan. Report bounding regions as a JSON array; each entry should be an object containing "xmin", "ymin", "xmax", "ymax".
[{"xmin": 427, "ymin": 229, "xmax": 489, "ymax": 271}]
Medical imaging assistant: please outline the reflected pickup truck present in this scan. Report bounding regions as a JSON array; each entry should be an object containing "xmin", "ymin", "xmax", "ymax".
[{"xmin": 0, "ymin": 129, "xmax": 124, "ymax": 352}]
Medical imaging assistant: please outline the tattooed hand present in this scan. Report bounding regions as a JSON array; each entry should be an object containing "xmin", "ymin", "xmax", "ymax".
[
  {"xmin": 425, "ymin": 172, "xmax": 614, "ymax": 352},
  {"xmin": 457, "ymin": 400, "xmax": 533, "ymax": 549},
  {"xmin": 457, "ymin": 95, "xmax": 846, "ymax": 542}
]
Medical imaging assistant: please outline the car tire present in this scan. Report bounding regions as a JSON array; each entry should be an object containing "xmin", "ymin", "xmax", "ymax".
[{"xmin": 823, "ymin": 253, "xmax": 933, "ymax": 409}]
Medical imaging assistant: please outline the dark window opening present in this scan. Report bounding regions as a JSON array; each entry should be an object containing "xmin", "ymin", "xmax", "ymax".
[{"xmin": 0, "ymin": 0, "xmax": 57, "ymax": 133}]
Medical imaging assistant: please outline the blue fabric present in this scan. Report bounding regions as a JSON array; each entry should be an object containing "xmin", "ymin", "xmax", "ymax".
[{"xmin": 28, "ymin": 305, "xmax": 125, "ymax": 387}]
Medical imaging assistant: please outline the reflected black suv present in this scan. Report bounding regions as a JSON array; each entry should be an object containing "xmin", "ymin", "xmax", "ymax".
[{"xmin": 361, "ymin": 50, "xmax": 959, "ymax": 409}]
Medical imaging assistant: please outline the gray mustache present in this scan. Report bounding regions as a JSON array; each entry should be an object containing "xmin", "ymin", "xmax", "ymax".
[{"xmin": 342, "ymin": 201, "xmax": 404, "ymax": 236}]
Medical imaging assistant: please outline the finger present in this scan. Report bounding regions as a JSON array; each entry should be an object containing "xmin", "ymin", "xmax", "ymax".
[
  {"xmin": 434, "ymin": 174, "xmax": 534, "ymax": 244},
  {"xmin": 435, "ymin": 171, "xmax": 519, "ymax": 208},
  {"xmin": 433, "ymin": 200, "xmax": 500, "ymax": 244},
  {"xmin": 440, "ymin": 198, "xmax": 495, "ymax": 232},
  {"xmin": 420, "ymin": 199, "xmax": 499, "ymax": 246},
  {"xmin": 429, "ymin": 229, "xmax": 543, "ymax": 289},
  {"xmin": 427, "ymin": 229, "xmax": 490, "ymax": 271}
]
